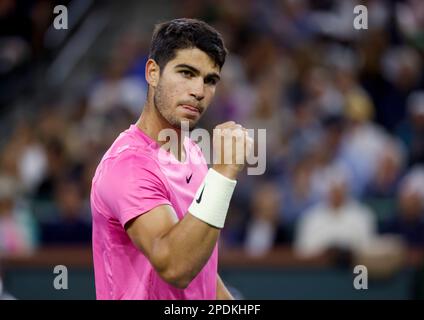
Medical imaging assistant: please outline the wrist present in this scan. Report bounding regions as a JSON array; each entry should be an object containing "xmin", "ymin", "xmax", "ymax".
[
  {"xmin": 212, "ymin": 165, "xmax": 239, "ymax": 180},
  {"xmin": 188, "ymin": 168, "xmax": 237, "ymax": 229}
]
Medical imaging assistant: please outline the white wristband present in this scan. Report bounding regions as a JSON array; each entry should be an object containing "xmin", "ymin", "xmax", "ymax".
[{"xmin": 188, "ymin": 168, "xmax": 237, "ymax": 229}]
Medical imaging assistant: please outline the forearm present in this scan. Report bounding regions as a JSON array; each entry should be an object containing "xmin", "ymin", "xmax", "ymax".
[
  {"xmin": 153, "ymin": 213, "xmax": 220, "ymax": 288},
  {"xmin": 153, "ymin": 168, "xmax": 238, "ymax": 287}
]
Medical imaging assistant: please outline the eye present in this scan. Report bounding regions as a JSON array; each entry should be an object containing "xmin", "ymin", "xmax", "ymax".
[
  {"xmin": 180, "ymin": 70, "xmax": 194, "ymax": 78},
  {"xmin": 205, "ymin": 77, "xmax": 217, "ymax": 86}
]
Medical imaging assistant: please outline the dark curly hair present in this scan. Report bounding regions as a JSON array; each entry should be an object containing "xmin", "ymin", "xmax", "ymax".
[{"xmin": 149, "ymin": 18, "xmax": 227, "ymax": 71}]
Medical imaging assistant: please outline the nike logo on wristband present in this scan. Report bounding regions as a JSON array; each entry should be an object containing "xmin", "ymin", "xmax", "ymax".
[
  {"xmin": 196, "ymin": 185, "xmax": 205, "ymax": 203},
  {"xmin": 186, "ymin": 173, "xmax": 193, "ymax": 183}
]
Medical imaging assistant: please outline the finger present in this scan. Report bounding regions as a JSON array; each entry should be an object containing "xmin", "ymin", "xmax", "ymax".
[{"xmin": 215, "ymin": 121, "xmax": 236, "ymax": 129}]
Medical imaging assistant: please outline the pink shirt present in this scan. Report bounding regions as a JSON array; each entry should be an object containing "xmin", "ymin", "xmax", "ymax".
[{"xmin": 90, "ymin": 124, "xmax": 216, "ymax": 300}]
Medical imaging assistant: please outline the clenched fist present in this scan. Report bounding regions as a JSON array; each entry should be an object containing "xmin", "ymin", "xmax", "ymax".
[{"xmin": 212, "ymin": 121, "xmax": 254, "ymax": 180}]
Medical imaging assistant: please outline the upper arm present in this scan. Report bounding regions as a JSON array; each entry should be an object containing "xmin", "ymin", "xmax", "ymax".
[
  {"xmin": 101, "ymin": 152, "xmax": 177, "ymax": 264},
  {"xmin": 125, "ymin": 204, "xmax": 179, "ymax": 262}
]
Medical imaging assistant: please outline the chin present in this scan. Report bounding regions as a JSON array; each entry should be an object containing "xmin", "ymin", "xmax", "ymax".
[
  {"xmin": 182, "ymin": 119, "xmax": 198, "ymax": 131},
  {"xmin": 167, "ymin": 118, "xmax": 194, "ymax": 131},
  {"xmin": 178, "ymin": 114, "xmax": 200, "ymax": 129}
]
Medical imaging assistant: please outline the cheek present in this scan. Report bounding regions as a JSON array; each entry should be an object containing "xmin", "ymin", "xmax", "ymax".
[
  {"xmin": 159, "ymin": 80, "xmax": 179, "ymax": 105},
  {"xmin": 167, "ymin": 77, "xmax": 189, "ymax": 100},
  {"xmin": 204, "ymin": 87, "xmax": 216, "ymax": 103}
]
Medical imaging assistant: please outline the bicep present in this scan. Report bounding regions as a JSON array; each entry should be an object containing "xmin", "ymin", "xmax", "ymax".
[{"xmin": 125, "ymin": 204, "xmax": 179, "ymax": 260}]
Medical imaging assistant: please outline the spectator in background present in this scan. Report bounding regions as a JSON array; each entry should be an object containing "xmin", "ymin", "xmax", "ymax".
[
  {"xmin": 286, "ymin": 97, "xmax": 322, "ymax": 164},
  {"xmin": 302, "ymin": 67, "xmax": 344, "ymax": 118},
  {"xmin": 396, "ymin": 91, "xmax": 424, "ymax": 166},
  {"xmin": 244, "ymin": 181, "xmax": 289, "ymax": 256},
  {"xmin": 0, "ymin": 119, "xmax": 47, "ymax": 195},
  {"xmin": 206, "ymin": 54, "xmax": 254, "ymax": 127},
  {"xmin": 0, "ymin": 175, "xmax": 37, "ymax": 255},
  {"xmin": 321, "ymin": 113, "xmax": 346, "ymax": 158},
  {"xmin": 35, "ymin": 138, "xmax": 68, "ymax": 202},
  {"xmin": 40, "ymin": 178, "xmax": 91, "ymax": 245},
  {"xmin": 339, "ymin": 89, "xmax": 390, "ymax": 197},
  {"xmin": 12, "ymin": 120, "xmax": 47, "ymax": 195},
  {"xmin": 279, "ymin": 157, "xmax": 316, "ymax": 226},
  {"xmin": 295, "ymin": 165, "xmax": 376, "ymax": 258},
  {"xmin": 365, "ymin": 138, "xmax": 405, "ymax": 199},
  {"xmin": 87, "ymin": 36, "xmax": 147, "ymax": 119},
  {"xmin": 258, "ymin": 0, "xmax": 315, "ymax": 49},
  {"xmin": 395, "ymin": 0, "xmax": 424, "ymax": 50},
  {"xmin": 379, "ymin": 46, "xmax": 423, "ymax": 132},
  {"xmin": 360, "ymin": 138, "xmax": 406, "ymax": 228},
  {"xmin": 380, "ymin": 166, "xmax": 424, "ymax": 248}
]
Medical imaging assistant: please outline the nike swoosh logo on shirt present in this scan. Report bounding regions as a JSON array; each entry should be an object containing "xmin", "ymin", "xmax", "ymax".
[
  {"xmin": 196, "ymin": 185, "xmax": 205, "ymax": 203},
  {"xmin": 186, "ymin": 173, "xmax": 193, "ymax": 183}
]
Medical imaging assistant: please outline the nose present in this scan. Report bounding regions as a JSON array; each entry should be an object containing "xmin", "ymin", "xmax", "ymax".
[{"xmin": 190, "ymin": 78, "xmax": 205, "ymax": 101}]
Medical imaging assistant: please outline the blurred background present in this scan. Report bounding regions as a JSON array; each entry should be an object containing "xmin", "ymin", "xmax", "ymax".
[{"xmin": 0, "ymin": 0, "xmax": 424, "ymax": 299}]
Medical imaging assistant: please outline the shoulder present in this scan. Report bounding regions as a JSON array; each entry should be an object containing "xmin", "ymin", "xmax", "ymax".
[
  {"xmin": 93, "ymin": 134, "xmax": 167, "ymax": 198},
  {"xmin": 102, "ymin": 147, "xmax": 164, "ymax": 185},
  {"xmin": 98, "ymin": 126, "xmax": 163, "ymax": 174},
  {"xmin": 92, "ymin": 143, "xmax": 171, "ymax": 216}
]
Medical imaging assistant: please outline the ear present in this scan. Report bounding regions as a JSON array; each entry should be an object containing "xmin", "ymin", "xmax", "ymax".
[{"xmin": 145, "ymin": 59, "xmax": 160, "ymax": 88}]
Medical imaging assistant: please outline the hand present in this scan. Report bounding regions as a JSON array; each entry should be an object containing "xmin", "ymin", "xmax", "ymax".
[{"xmin": 212, "ymin": 121, "xmax": 254, "ymax": 180}]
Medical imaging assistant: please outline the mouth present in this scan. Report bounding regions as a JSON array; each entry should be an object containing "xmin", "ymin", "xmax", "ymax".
[{"xmin": 179, "ymin": 104, "xmax": 201, "ymax": 117}]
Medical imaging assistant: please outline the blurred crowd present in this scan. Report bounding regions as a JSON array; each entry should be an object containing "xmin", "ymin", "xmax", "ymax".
[
  {"xmin": 0, "ymin": 0, "xmax": 423, "ymax": 269},
  {"xmin": 0, "ymin": 0, "xmax": 72, "ymax": 111}
]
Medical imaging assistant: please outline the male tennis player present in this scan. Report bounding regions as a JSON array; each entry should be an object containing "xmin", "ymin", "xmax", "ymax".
[{"xmin": 90, "ymin": 18, "xmax": 253, "ymax": 300}]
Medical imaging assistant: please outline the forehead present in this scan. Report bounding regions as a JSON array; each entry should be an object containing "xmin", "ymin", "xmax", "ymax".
[{"xmin": 165, "ymin": 48, "xmax": 220, "ymax": 74}]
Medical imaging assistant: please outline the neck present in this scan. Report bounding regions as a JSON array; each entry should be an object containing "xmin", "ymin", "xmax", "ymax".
[{"xmin": 136, "ymin": 100, "xmax": 186, "ymax": 162}]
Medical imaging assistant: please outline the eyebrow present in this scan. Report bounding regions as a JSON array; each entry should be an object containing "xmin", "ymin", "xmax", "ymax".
[{"xmin": 175, "ymin": 63, "xmax": 221, "ymax": 82}]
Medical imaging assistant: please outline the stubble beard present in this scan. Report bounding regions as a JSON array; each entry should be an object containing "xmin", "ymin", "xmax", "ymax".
[{"xmin": 153, "ymin": 81, "xmax": 199, "ymax": 131}]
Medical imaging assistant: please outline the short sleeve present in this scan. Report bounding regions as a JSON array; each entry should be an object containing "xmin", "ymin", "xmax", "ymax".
[{"xmin": 101, "ymin": 152, "xmax": 171, "ymax": 227}]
